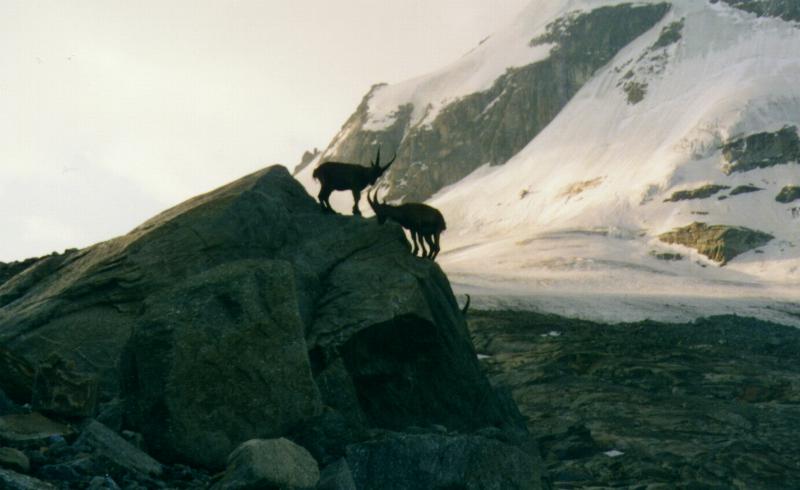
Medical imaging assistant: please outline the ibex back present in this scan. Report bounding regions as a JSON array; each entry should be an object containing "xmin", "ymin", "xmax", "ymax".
[
  {"xmin": 367, "ymin": 190, "xmax": 446, "ymax": 260},
  {"xmin": 312, "ymin": 147, "xmax": 396, "ymax": 215}
]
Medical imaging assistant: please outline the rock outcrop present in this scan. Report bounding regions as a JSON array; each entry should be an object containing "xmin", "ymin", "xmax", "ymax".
[
  {"xmin": 775, "ymin": 185, "xmax": 800, "ymax": 203},
  {"xmin": 0, "ymin": 166, "xmax": 524, "ymax": 471},
  {"xmin": 715, "ymin": 0, "xmax": 800, "ymax": 23},
  {"xmin": 722, "ymin": 125, "xmax": 800, "ymax": 174},
  {"xmin": 663, "ymin": 184, "xmax": 730, "ymax": 202},
  {"xmin": 658, "ymin": 221, "xmax": 773, "ymax": 265}
]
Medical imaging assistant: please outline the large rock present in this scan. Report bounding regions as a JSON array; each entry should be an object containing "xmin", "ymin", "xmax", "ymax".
[
  {"xmin": 345, "ymin": 432, "xmax": 543, "ymax": 490},
  {"xmin": 122, "ymin": 260, "xmax": 321, "ymax": 467},
  {"xmin": 212, "ymin": 438, "xmax": 320, "ymax": 490},
  {"xmin": 0, "ymin": 166, "xmax": 522, "ymax": 468}
]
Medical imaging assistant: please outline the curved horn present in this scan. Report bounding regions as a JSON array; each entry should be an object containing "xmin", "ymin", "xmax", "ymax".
[
  {"xmin": 372, "ymin": 146, "xmax": 381, "ymax": 167},
  {"xmin": 382, "ymin": 151, "xmax": 397, "ymax": 171},
  {"xmin": 461, "ymin": 294, "xmax": 471, "ymax": 316},
  {"xmin": 367, "ymin": 189, "xmax": 379, "ymax": 212}
]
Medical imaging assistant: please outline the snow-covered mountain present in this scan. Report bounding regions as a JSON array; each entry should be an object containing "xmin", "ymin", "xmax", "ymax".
[{"xmin": 298, "ymin": 0, "xmax": 800, "ymax": 325}]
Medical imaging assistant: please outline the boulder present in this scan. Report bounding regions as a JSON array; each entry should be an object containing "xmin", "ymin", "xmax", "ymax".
[
  {"xmin": 0, "ymin": 165, "xmax": 525, "ymax": 468},
  {"xmin": 0, "ymin": 413, "xmax": 73, "ymax": 449},
  {"xmin": 345, "ymin": 432, "xmax": 543, "ymax": 490},
  {"xmin": 0, "ymin": 447, "xmax": 30, "ymax": 473},
  {"xmin": 212, "ymin": 438, "xmax": 320, "ymax": 490},
  {"xmin": 0, "ymin": 468, "xmax": 55, "ymax": 490},
  {"xmin": 73, "ymin": 420, "xmax": 162, "ymax": 478}
]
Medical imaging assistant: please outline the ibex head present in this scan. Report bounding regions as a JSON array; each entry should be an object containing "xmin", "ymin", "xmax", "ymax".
[
  {"xmin": 368, "ymin": 146, "xmax": 397, "ymax": 185},
  {"xmin": 367, "ymin": 189, "xmax": 389, "ymax": 224}
]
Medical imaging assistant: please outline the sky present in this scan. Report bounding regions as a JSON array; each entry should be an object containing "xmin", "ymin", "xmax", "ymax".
[{"xmin": 0, "ymin": 0, "xmax": 530, "ymax": 262}]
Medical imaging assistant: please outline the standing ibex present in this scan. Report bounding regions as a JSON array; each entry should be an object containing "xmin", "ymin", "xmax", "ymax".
[
  {"xmin": 312, "ymin": 147, "xmax": 396, "ymax": 215},
  {"xmin": 367, "ymin": 190, "xmax": 446, "ymax": 260}
]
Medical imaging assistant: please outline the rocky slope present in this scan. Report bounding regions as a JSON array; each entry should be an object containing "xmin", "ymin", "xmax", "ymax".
[
  {"xmin": 0, "ymin": 166, "xmax": 545, "ymax": 488},
  {"xmin": 468, "ymin": 310, "xmax": 800, "ymax": 489}
]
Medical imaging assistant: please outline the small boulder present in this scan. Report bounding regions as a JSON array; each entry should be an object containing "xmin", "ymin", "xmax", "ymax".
[
  {"xmin": 213, "ymin": 438, "xmax": 320, "ymax": 490},
  {"xmin": 317, "ymin": 459, "xmax": 356, "ymax": 490},
  {"xmin": 74, "ymin": 420, "xmax": 162, "ymax": 478},
  {"xmin": 0, "ymin": 447, "xmax": 30, "ymax": 473},
  {"xmin": 0, "ymin": 413, "xmax": 73, "ymax": 448},
  {"xmin": 0, "ymin": 468, "xmax": 55, "ymax": 490}
]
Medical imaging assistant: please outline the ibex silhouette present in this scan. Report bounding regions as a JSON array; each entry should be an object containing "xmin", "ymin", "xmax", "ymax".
[
  {"xmin": 367, "ymin": 190, "xmax": 446, "ymax": 260},
  {"xmin": 312, "ymin": 147, "xmax": 396, "ymax": 215}
]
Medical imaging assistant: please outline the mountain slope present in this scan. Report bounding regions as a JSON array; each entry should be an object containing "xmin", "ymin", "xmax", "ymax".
[{"xmin": 300, "ymin": 0, "xmax": 800, "ymax": 324}]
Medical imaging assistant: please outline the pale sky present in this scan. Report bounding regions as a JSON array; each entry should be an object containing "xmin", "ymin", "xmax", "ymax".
[{"xmin": 0, "ymin": 1, "xmax": 530, "ymax": 262}]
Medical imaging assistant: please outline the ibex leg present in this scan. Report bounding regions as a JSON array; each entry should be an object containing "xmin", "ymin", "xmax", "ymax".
[
  {"xmin": 422, "ymin": 234, "xmax": 435, "ymax": 259},
  {"xmin": 431, "ymin": 232, "xmax": 441, "ymax": 260},
  {"xmin": 351, "ymin": 189, "xmax": 362, "ymax": 216},
  {"xmin": 410, "ymin": 231, "xmax": 420, "ymax": 256},
  {"xmin": 418, "ymin": 234, "xmax": 429, "ymax": 258},
  {"xmin": 318, "ymin": 187, "xmax": 333, "ymax": 212}
]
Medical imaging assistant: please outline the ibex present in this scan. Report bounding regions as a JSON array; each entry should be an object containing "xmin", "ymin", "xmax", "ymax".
[
  {"xmin": 367, "ymin": 190, "xmax": 446, "ymax": 259},
  {"xmin": 312, "ymin": 147, "xmax": 396, "ymax": 215}
]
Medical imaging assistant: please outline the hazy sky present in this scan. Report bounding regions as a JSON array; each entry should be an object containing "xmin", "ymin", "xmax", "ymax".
[{"xmin": 0, "ymin": 0, "xmax": 530, "ymax": 262}]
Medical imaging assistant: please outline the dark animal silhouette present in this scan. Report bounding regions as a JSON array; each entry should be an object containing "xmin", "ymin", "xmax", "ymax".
[
  {"xmin": 312, "ymin": 147, "xmax": 396, "ymax": 215},
  {"xmin": 367, "ymin": 190, "xmax": 446, "ymax": 259}
]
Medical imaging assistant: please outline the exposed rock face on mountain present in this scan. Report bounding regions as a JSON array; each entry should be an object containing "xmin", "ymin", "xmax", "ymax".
[
  {"xmin": 0, "ymin": 166, "xmax": 526, "ymax": 472},
  {"xmin": 715, "ymin": 0, "xmax": 800, "ymax": 22},
  {"xmin": 307, "ymin": 3, "xmax": 671, "ymax": 202},
  {"xmin": 658, "ymin": 221, "xmax": 774, "ymax": 265},
  {"xmin": 722, "ymin": 125, "xmax": 800, "ymax": 174}
]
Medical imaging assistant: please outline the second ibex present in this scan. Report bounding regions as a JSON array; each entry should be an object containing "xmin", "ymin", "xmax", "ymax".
[{"xmin": 368, "ymin": 189, "xmax": 446, "ymax": 260}]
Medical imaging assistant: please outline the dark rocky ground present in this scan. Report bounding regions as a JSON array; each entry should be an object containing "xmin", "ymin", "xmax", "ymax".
[{"xmin": 468, "ymin": 310, "xmax": 800, "ymax": 489}]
